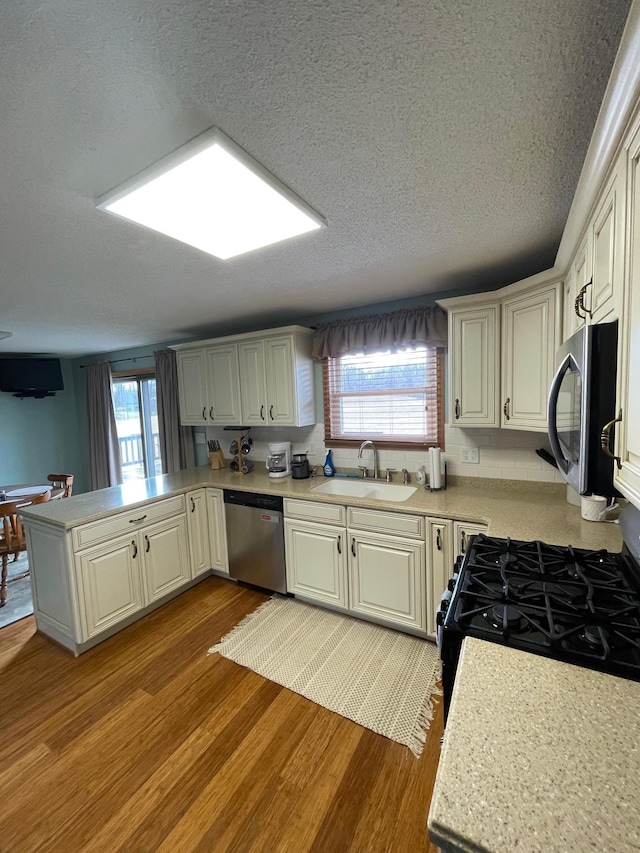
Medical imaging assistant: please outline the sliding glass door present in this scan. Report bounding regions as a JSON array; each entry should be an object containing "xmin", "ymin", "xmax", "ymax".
[{"xmin": 112, "ymin": 375, "xmax": 162, "ymax": 482}]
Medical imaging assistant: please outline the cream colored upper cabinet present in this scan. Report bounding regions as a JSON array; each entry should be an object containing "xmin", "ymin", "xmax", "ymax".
[
  {"xmin": 590, "ymin": 163, "xmax": 626, "ymax": 325},
  {"xmin": 205, "ymin": 344, "xmax": 242, "ymax": 426},
  {"xmin": 563, "ymin": 236, "xmax": 591, "ymax": 341},
  {"xmin": 238, "ymin": 339, "xmax": 268, "ymax": 426},
  {"xmin": 614, "ymin": 126, "xmax": 640, "ymax": 507},
  {"xmin": 501, "ymin": 283, "xmax": 561, "ymax": 431},
  {"xmin": 448, "ymin": 305, "xmax": 500, "ymax": 428},
  {"xmin": 176, "ymin": 350, "xmax": 209, "ymax": 425},
  {"xmin": 174, "ymin": 326, "xmax": 316, "ymax": 428}
]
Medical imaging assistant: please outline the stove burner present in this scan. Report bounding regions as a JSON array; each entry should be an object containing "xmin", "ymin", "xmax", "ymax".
[
  {"xmin": 489, "ymin": 604, "xmax": 523, "ymax": 630},
  {"xmin": 582, "ymin": 625, "xmax": 610, "ymax": 650},
  {"xmin": 499, "ymin": 553, "xmax": 518, "ymax": 568}
]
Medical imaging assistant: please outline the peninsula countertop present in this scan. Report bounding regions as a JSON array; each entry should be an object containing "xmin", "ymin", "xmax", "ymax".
[
  {"xmin": 428, "ymin": 637, "xmax": 640, "ymax": 853},
  {"xmin": 20, "ymin": 464, "xmax": 623, "ymax": 552}
]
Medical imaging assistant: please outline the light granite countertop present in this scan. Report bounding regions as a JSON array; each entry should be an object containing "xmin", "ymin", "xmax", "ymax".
[
  {"xmin": 428, "ymin": 637, "xmax": 640, "ymax": 853},
  {"xmin": 20, "ymin": 464, "xmax": 622, "ymax": 551}
]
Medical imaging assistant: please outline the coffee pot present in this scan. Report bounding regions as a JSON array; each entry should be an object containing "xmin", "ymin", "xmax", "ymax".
[
  {"xmin": 291, "ymin": 452, "xmax": 311, "ymax": 479},
  {"xmin": 266, "ymin": 441, "xmax": 291, "ymax": 479}
]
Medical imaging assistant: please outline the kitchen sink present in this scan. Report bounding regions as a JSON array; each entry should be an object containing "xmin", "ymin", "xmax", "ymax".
[{"xmin": 310, "ymin": 479, "xmax": 417, "ymax": 502}]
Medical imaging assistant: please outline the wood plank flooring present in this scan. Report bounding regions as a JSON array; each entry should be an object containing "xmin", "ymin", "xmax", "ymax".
[{"xmin": 0, "ymin": 578, "xmax": 443, "ymax": 852}]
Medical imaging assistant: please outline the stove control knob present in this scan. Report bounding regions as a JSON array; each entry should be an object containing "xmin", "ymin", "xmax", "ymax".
[
  {"xmin": 448, "ymin": 577, "xmax": 457, "ymax": 592},
  {"xmin": 436, "ymin": 608, "xmax": 446, "ymax": 627}
]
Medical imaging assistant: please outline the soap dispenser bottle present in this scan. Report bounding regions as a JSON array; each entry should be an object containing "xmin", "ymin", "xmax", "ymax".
[{"xmin": 323, "ymin": 449, "xmax": 336, "ymax": 477}]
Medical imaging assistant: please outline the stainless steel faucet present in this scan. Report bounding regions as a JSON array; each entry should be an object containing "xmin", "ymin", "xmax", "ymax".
[{"xmin": 358, "ymin": 440, "xmax": 379, "ymax": 480}]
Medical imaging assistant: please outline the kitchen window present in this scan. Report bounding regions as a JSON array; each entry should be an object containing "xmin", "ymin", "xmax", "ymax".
[
  {"xmin": 322, "ymin": 346, "xmax": 445, "ymax": 449},
  {"xmin": 111, "ymin": 370, "xmax": 162, "ymax": 481}
]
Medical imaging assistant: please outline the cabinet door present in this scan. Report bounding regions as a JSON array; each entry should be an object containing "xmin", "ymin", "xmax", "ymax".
[
  {"xmin": 238, "ymin": 339, "xmax": 268, "ymax": 426},
  {"xmin": 206, "ymin": 488, "xmax": 229, "ymax": 573},
  {"xmin": 206, "ymin": 345, "xmax": 242, "ymax": 425},
  {"xmin": 264, "ymin": 336, "xmax": 297, "ymax": 425},
  {"xmin": 76, "ymin": 534, "xmax": 144, "ymax": 639},
  {"xmin": 591, "ymin": 165, "xmax": 625, "ymax": 324},
  {"xmin": 349, "ymin": 532, "xmax": 425, "ymax": 632},
  {"xmin": 501, "ymin": 284, "xmax": 560, "ymax": 431},
  {"xmin": 614, "ymin": 129, "xmax": 640, "ymax": 506},
  {"xmin": 284, "ymin": 519, "xmax": 347, "ymax": 608},
  {"xmin": 425, "ymin": 518, "xmax": 453, "ymax": 637},
  {"xmin": 566, "ymin": 236, "xmax": 592, "ymax": 339},
  {"xmin": 176, "ymin": 350, "xmax": 208, "ymax": 425},
  {"xmin": 452, "ymin": 521, "xmax": 487, "ymax": 558},
  {"xmin": 142, "ymin": 516, "xmax": 191, "ymax": 603},
  {"xmin": 449, "ymin": 305, "xmax": 500, "ymax": 427},
  {"xmin": 186, "ymin": 489, "xmax": 211, "ymax": 578}
]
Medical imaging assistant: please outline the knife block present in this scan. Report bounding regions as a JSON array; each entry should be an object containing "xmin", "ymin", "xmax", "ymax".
[{"xmin": 209, "ymin": 450, "xmax": 226, "ymax": 469}]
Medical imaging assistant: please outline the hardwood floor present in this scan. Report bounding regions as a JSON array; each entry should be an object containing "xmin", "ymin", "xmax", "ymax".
[{"xmin": 0, "ymin": 578, "xmax": 443, "ymax": 852}]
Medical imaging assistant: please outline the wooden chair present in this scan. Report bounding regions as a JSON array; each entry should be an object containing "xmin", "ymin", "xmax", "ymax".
[
  {"xmin": 1, "ymin": 492, "xmax": 50, "ymax": 606},
  {"xmin": 47, "ymin": 474, "xmax": 74, "ymax": 498}
]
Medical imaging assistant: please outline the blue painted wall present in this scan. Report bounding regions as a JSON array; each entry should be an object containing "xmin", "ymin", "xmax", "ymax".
[{"xmin": 0, "ymin": 360, "xmax": 81, "ymax": 488}]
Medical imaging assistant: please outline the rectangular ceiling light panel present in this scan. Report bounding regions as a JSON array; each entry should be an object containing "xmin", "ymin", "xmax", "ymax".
[{"xmin": 96, "ymin": 129, "xmax": 325, "ymax": 259}]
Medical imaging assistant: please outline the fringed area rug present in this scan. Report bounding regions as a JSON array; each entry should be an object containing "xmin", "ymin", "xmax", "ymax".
[{"xmin": 209, "ymin": 597, "xmax": 441, "ymax": 757}]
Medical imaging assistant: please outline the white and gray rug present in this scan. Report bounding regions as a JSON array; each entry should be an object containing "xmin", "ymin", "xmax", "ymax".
[{"xmin": 209, "ymin": 597, "xmax": 441, "ymax": 757}]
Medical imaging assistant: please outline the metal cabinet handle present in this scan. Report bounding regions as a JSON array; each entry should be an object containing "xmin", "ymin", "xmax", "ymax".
[
  {"xmin": 454, "ymin": 398, "xmax": 461, "ymax": 420},
  {"xmin": 202, "ymin": 406, "xmax": 207, "ymax": 421},
  {"xmin": 190, "ymin": 497, "xmax": 196, "ymax": 513},
  {"xmin": 575, "ymin": 280, "xmax": 593, "ymax": 320},
  {"xmin": 436, "ymin": 528, "xmax": 442, "ymax": 551},
  {"xmin": 460, "ymin": 531, "xmax": 467, "ymax": 554},
  {"xmin": 145, "ymin": 534, "xmax": 150, "ymax": 553},
  {"xmin": 337, "ymin": 535, "xmax": 342, "ymax": 555},
  {"xmin": 269, "ymin": 405, "xmax": 274, "ymax": 421},
  {"xmin": 601, "ymin": 409, "xmax": 623, "ymax": 470},
  {"xmin": 351, "ymin": 537, "xmax": 356, "ymax": 557},
  {"xmin": 209, "ymin": 406, "xmax": 215, "ymax": 420},
  {"xmin": 131, "ymin": 540, "xmax": 138, "ymax": 558},
  {"xmin": 129, "ymin": 515, "xmax": 147, "ymax": 524},
  {"xmin": 260, "ymin": 405, "xmax": 265, "ymax": 421},
  {"xmin": 503, "ymin": 398, "xmax": 510, "ymax": 421}
]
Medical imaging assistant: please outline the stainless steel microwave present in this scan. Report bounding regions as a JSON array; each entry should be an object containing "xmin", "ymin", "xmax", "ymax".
[{"xmin": 547, "ymin": 321, "xmax": 619, "ymax": 497}]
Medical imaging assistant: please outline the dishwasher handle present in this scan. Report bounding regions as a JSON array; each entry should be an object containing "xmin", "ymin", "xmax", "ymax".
[{"xmin": 223, "ymin": 490, "xmax": 283, "ymax": 513}]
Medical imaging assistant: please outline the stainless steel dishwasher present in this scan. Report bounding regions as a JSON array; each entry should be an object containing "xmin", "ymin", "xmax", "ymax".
[{"xmin": 224, "ymin": 490, "xmax": 286, "ymax": 593}]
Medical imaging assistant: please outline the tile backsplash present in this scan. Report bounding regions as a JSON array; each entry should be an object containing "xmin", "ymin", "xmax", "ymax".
[{"xmin": 204, "ymin": 423, "xmax": 565, "ymax": 485}]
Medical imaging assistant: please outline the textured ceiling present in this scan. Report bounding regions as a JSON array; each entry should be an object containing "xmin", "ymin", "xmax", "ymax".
[{"xmin": 0, "ymin": 0, "xmax": 631, "ymax": 356}]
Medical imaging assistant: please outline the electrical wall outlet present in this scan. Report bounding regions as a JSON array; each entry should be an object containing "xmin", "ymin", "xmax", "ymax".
[
  {"xmin": 195, "ymin": 432, "xmax": 206, "ymax": 445},
  {"xmin": 461, "ymin": 447, "xmax": 479, "ymax": 463}
]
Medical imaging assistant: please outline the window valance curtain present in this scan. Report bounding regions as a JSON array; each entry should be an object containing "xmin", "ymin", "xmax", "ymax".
[{"xmin": 311, "ymin": 305, "xmax": 448, "ymax": 359}]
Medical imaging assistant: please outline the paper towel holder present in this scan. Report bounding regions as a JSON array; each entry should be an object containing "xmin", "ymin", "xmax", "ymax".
[{"xmin": 427, "ymin": 461, "xmax": 448, "ymax": 492}]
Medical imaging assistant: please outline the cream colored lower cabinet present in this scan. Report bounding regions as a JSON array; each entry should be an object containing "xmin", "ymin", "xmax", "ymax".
[
  {"xmin": 425, "ymin": 518, "xmax": 453, "ymax": 637},
  {"xmin": 187, "ymin": 489, "xmax": 211, "ymax": 577},
  {"xmin": 284, "ymin": 518, "xmax": 347, "ymax": 608},
  {"xmin": 75, "ymin": 533, "xmax": 145, "ymax": 639},
  {"xmin": 142, "ymin": 515, "xmax": 191, "ymax": 603},
  {"xmin": 206, "ymin": 488, "xmax": 229, "ymax": 574},
  {"xmin": 75, "ymin": 513, "xmax": 190, "ymax": 639},
  {"xmin": 453, "ymin": 520, "xmax": 488, "ymax": 557},
  {"xmin": 348, "ymin": 531, "xmax": 426, "ymax": 633}
]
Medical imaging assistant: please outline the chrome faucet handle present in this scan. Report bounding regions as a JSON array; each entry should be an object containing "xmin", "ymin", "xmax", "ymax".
[
  {"xmin": 402, "ymin": 468, "xmax": 409, "ymax": 484},
  {"xmin": 385, "ymin": 468, "xmax": 396, "ymax": 483},
  {"xmin": 358, "ymin": 465, "xmax": 369, "ymax": 479}
]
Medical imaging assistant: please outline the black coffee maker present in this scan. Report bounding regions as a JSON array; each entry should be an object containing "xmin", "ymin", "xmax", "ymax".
[{"xmin": 291, "ymin": 452, "xmax": 311, "ymax": 479}]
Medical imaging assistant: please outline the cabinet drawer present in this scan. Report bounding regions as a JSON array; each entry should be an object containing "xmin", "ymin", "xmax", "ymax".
[
  {"xmin": 72, "ymin": 495, "xmax": 186, "ymax": 551},
  {"xmin": 284, "ymin": 499, "xmax": 346, "ymax": 526},
  {"xmin": 347, "ymin": 507, "xmax": 424, "ymax": 539}
]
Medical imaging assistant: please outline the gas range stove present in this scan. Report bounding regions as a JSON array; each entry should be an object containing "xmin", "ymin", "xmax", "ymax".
[{"xmin": 437, "ymin": 506, "xmax": 640, "ymax": 719}]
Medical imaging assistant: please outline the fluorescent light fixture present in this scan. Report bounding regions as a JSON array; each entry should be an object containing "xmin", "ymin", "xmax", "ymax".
[{"xmin": 96, "ymin": 128, "xmax": 326, "ymax": 259}]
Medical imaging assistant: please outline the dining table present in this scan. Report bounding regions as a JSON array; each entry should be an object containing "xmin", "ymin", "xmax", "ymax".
[{"xmin": 0, "ymin": 483, "xmax": 65, "ymax": 504}]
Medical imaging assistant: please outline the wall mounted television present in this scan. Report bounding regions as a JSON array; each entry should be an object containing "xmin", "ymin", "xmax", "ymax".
[{"xmin": 0, "ymin": 358, "xmax": 64, "ymax": 398}]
